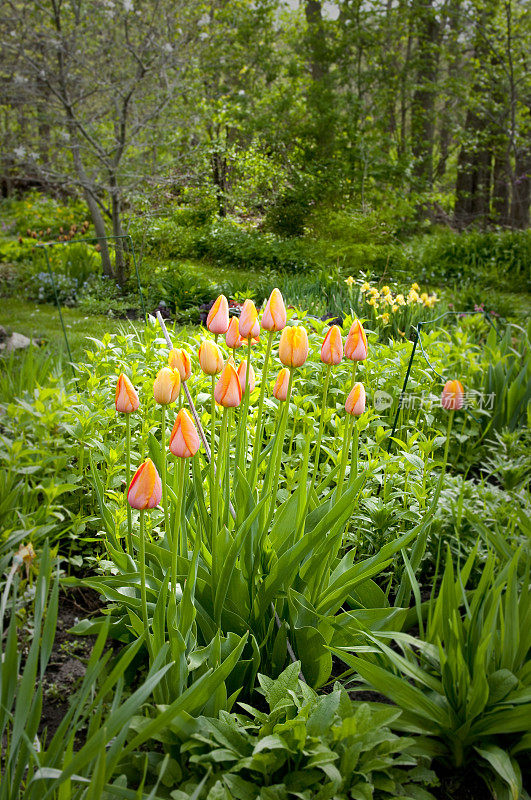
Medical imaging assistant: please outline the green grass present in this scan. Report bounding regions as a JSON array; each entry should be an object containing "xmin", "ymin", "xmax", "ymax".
[{"xmin": 0, "ymin": 298, "xmax": 144, "ymax": 359}]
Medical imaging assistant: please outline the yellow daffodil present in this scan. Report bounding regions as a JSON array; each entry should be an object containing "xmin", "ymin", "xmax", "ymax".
[
  {"xmin": 378, "ymin": 312, "xmax": 390, "ymax": 324},
  {"xmin": 411, "ymin": 282, "xmax": 420, "ymax": 291},
  {"xmin": 369, "ymin": 288, "xmax": 380, "ymax": 299},
  {"xmin": 368, "ymin": 297, "xmax": 378, "ymax": 308},
  {"xmin": 344, "ymin": 276, "xmax": 355, "ymax": 286},
  {"xmin": 392, "ymin": 304, "xmax": 399, "ymax": 312},
  {"xmin": 420, "ymin": 292, "xmax": 428, "ymax": 303},
  {"xmin": 407, "ymin": 289, "xmax": 419, "ymax": 304},
  {"xmin": 396, "ymin": 294, "xmax": 406, "ymax": 306},
  {"xmin": 360, "ymin": 282, "xmax": 371, "ymax": 292},
  {"xmin": 381, "ymin": 285, "xmax": 391, "ymax": 295}
]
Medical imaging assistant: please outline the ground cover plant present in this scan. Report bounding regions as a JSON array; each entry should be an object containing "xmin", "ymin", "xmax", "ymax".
[{"xmin": 1, "ymin": 281, "xmax": 529, "ymax": 798}]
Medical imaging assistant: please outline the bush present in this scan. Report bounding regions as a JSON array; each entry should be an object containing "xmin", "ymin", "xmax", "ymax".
[{"xmin": 410, "ymin": 228, "xmax": 531, "ymax": 289}]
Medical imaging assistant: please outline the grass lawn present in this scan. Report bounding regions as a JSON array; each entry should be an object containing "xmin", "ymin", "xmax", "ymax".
[{"xmin": 0, "ymin": 298, "xmax": 145, "ymax": 359}]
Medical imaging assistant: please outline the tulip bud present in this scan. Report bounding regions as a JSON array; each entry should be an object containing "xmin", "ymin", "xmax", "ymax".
[
  {"xmin": 226, "ymin": 316, "xmax": 243, "ymax": 349},
  {"xmin": 238, "ymin": 299, "xmax": 258, "ymax": 339},
  {"xmin": 115, "ymin": 373, "xmax": 140, "ymax": 413},
  {"xmin": 279, "ymin": 326, "xmax": 309, "ymax": 368},
  {"xmin": 273, "ymin": 367, "xmax": 290, "ymax": 401},
  {"xmin": 345, "ymin": 382, "xmax": 366, "ymax": 416},
  {"xmin": 153, "ymin": 367, "xmax": 181, "ymax": 405},
  {"xmin": 261, "ymin": 288, "xmax": 286, "ymax": 332},
  {"xmin": 214, "ymin": 362, "xmax": 242, "ymax": 407},
  {"xmin": 198, "ymin": 340, "xmax": 224, "ymax": 375},
  {"xmin": 321, "ymin": 325, "xmax": 343, "ymax": 366},
  {"xmin": 169, "ymin": 408, "xmax": 200, "ymax": 457},
  {"xmin": 441, "ymin": 379, "xmax": 464, "ymax": 410},
  {"xmin": 168, "ymin": 348, "xmax": 192, "ymax": 381},
  {"xmin": 345, "ymin": 320, "xmax": 368, "ymax": 362},
  {"xmin": 237, "ymin": 360, "xmax": 256, "ymax": 393},
  {"xmin": 127, "ymin": 458, "xmax": 162, "ymax": 509},
  {"xmin": 206, "ymin": 294, "xmax": 230, "ymax": 335}
]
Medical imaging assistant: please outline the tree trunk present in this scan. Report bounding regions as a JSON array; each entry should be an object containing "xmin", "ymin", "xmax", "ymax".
[
  {"xmin": 110, "ymin": 173, "xmax": 127, "ymax": 285},
  {"xmin": 410, "ymin": 0, "xmax": 441, "ymax": 188},
  {"xmin": 304, "ymin": 0, "xmax": 334, "ymax": 161},
  {"xmin": 511, "ymin": 146, "xmax": 530, "ymax": 228}
]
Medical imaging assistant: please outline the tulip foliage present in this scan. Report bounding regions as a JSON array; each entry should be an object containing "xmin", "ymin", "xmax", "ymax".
[{"xmin": 83, "ymin": 290, "xmax": 454, "ymax": 702}]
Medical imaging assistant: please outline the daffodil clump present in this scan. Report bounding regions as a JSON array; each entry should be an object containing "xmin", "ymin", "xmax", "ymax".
[{"xmin": 345, "ymin": 277, "xmax": 439, "ymax": 336}]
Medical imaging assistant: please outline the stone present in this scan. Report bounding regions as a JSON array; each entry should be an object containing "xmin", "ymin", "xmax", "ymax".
[{"xmin": 0, "ymin": 332, "xmax": 32, "ymax": 352}]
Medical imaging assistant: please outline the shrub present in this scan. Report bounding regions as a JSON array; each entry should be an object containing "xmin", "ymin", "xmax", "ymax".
[{"xmin": 410, "ymin": 228, "xmax": 531, "ymax": 289}]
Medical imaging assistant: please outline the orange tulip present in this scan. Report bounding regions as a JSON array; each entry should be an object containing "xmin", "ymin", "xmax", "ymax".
[
  {"xmin": 261, "ymin": 288, "xmax": 286, "ymax": 332},
  {"xmin": 169, "ymin": 408, "xmax": 200, "ymax": 457},
  {"xmin": 345, "ymin": 382, "xmax": 366, "ymax": 416},
  {"xmin": 127, "ymin": 458, "xmax": 162, "ymax": 509},
  {"xmin": 153, "ymin": 367, "xmax": 181, "ymax": 405},
  {"xmin": 321, "ymin": 325, "xmax": 343, "ymax": 366},
  {"xmin": 168, "ymin": 348, "xmax": 192, "ymax": 381},
  {"xmin": 441, "ymin": 379, "xmax": 464, "ymax": 410},
  {"xmin": 207, "ymin": 294, "xmax": 230, "ymax": 335},
  {"xmin": 115, "ymin": 373, "xmax": 139, "ymax": 413},
  {"xmin": 273, "ymin": 367, "xmax": 290, "ymax": 401},
  {"xmin": 279, "ymin": 326, "xmax": 309, "ymax": 368},
  {"xmin": 226, "ymin": 317, "xmax": 243, "ymax": 349},
  {"xmin": 345, "ymin": 320, "xmax": 368, "ymax": 362},
  {"xmin": 198, "ymin": 340, "xmax": 224, "ymax": 375},
  {"xmin": 238, "ymin": 299, "xmax": 258, "ymax": 339},
  {"xmin": 214, "ymin": 362, "xmax": 242, "ymax": 407},
  {"xmin": 237, "ymin": 360, "xmax": 256, "ymax": 393}
]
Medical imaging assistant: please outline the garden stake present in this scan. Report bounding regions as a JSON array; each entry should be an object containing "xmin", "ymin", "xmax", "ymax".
[{"xmin": 37, "ymin": 234, "xmax": 147, "ymax": 377}]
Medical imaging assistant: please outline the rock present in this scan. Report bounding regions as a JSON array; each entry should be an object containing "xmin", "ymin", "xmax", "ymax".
[{"xmin": 0, "ymin": 332, "xmax": 32, "ymax": 352}]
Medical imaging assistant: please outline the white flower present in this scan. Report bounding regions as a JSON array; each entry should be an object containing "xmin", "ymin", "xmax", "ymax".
[
  {"xmin": 123, "ymin": 0, "xmax": 133, "ymax": 10},
  {"xmin": 14, "ymin": 146, "xmax": 26, "ymax": 158}
]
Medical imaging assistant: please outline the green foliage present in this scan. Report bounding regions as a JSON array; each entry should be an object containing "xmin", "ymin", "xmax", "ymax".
[
  {"xmin": 410, "ymin": 229, "xmax": 531, "ymax": 289},
  {"xmin": 335, "ymin": 548, "xmax": 530, "ymax": 798},
  {"xmin": 175, "ymin": 663, "xmax": 439, "ymax": 799}
]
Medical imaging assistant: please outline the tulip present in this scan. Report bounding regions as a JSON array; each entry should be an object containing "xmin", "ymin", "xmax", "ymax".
[
  {"xmin": 115, "ymin": 373, "xmax": 139, "ymax": 555},
  {"xmin": 345, "ymin": 382, "xmax": 366, "ymax": 416},
  {"xmin": 168, "ymin": 348, "xmax": 192, "ymax": 381},
  {"xmin": 115, "ymin": 373, "xmax": 140, "ymax": 413},
  {"xmin": 215, "ymin": 362, "xmax": 242, "ymax": 408},
  {"xmin": 169, "ymin": 408, "xmax": 200, "ymax": 458},
  {"xmin": 199, "ymin": 340, "xmax": 224, "ymax": 375},
  {"xmin": 250, "ymin": 319, "xmax": 260, "ymax": 339},
  {"xmin": 226, "ymin": 316, "xmax": 243, "ymax": 350},
  {"xmin": 127, "ymin": 458, "xmax": 162, "ymax": 510},
  {"xmin": 273, "ymin": 367, "xmax": 290, "ymax": 401},
  {"xmin": 153, "ymin": 367, "xmax": 181, "ymax": 405},
  {"xmin": 127, "ymin": 457, "xmax": 162, "ymax": 638},
  {"xmin": 207, "ymin": 294, "xmax": 230, "ymax": 335},
  {"xmin": 279, "ymin": 326, "xmax": 309, "ymax": 368},
  {"xmin": 238, "ymin": 299, "xmax": 258, "ymax": 339},
  {"xmin": 441, "ymin": 379, "xmax": 464, "ymax": 410},
  {"xmin": 261, "ymin": 288, "xmax": 286, "ymax": 332},
  {"xmin": 237, "ymin": 360, "xmax": 256, "ymax": 393},
  {"xmin": 345, "ymin": 320, "xmax": 368, "ymax": 362},
  {"xmin": 321, "ymin": 325, "xmax": 343, "ymax": 366}
]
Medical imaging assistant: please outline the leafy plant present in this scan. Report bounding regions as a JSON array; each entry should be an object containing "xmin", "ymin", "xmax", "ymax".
[
  {"xmin": 335, "ymin": 548, "xmax": 531, "ymax": 799},
  {"xmin": 175, "ymin": 661, "xmax": 439, "ymax": 799}
]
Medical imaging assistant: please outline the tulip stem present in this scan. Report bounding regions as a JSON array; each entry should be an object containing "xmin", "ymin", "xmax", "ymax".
[
  {"xmin": 210, "ymin": 375, "xmax": 216, "ymax": 513},
  {"xmin": 171, "ymin": 458, "xmax": 186, "ymax": 593},
  {"xmin": 336, "ymin": 415, "xmax": 354, "ymax": 499},
  {"xmin": 139, "ymin": 509, "xmax": 149, "ymax": 638},
  {"xmin": 161, "ymin": 405, "xmax": 169, "ymax": 539},
  {"xmin": 308, "ymin": 364, "xmax": 331, "ymax": 499},
  {"xmin": 224, "ymin": 409, "xmax": 232, "ymax": 528},
  {"xmin": 250, "ymin": 330, "xmax": 274, "ymax": 486},
  {"xmin": 125, "ymin": 414, "xmax": 133, "ymax": 556},
  {"xmin": 266, "ymin": 368, "xmax": 294, "ymax": 531}
]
